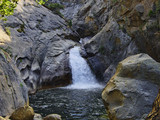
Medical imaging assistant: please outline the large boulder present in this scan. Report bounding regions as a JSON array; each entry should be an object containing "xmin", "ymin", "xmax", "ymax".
[
  {"xmin": 102, "ymin": 53, "xmax": 160, "ymax": 120},
  {"xmin": 0, "ymin": 50, "xmax": 28, "ymax": 116},
  {"xmin": 10, "ymin": 105, "xmax": 34, "ymax": 120}
]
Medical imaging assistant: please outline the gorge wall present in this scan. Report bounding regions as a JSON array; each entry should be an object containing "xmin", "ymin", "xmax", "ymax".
[
  {"xmin": 73, "ymin": 0, "xmax": 160, "ymax": 82},
  {"xmin": 0, "ymin": 0, "xmax": 160, "ymax": 119}
]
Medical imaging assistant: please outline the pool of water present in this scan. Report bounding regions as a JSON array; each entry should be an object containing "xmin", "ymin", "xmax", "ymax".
[{"xmin": 29, "ymin": 88, "xmax": 108, "ymax": 120}]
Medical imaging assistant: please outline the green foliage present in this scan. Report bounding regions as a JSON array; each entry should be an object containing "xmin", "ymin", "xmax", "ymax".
[
  {"xmin": 0, "ymin": 46, "xmax": 12, "ymax": 56},
  {"xmin": 5, "ymin": 26, "xmax": 11, "ymax": 36},
  {"xmin": 100, "ymin": 114, "xmax": 109, "ymax": 119},
  {"xmin": 45, "ymin": 3, "xmax": 64, "ymax": 17},
  {"xmin": 36, "ymin": 0, "xmax": 48, "ymax": 5},
  {"xmin": 20, "ymin": 83, "xmax": 23, "ymax": 87},
  {"xmin": 19, "ymin": 58, "xmax": 22, "ymax": 63},
  {"xmin": 112, "ymin": 0, "xmax": 117, "ymax": 3},
  {"xmin": 55, "ymin": 10, "xmax": 64, "ymax": 18},
  {"xmin": 47, "ymin": 3, "xmax": 64, "ymax": 10},
  {"xmin": 148, "ymin": 1, "xmax": 160, "ymax": 18},
  {"xmin": 148, "ymin": 10, "xmax": 156, "ymax": 17},
  {"xmin": 99, "ymin": 45, "xmax": 105, "ymax": 55},
  {"xmin": 17, "ymin": 24, "xmax": 25, "ymax": 33},
  {"xmin": 0, "ymin": 0, "xmax": 48, "ymax": 21},
  {"xmin": 0, "ymin": 0, "xmax": 18, "ymax": 20},
  {"xmin": 67, "ymin": 19, "xmax": 72, "ymax": 28}
]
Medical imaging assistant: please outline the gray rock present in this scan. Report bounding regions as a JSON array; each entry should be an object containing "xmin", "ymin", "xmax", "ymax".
[
  {"xmin": 84, "ymin": 18, "xmax": 139, "ymax": 81},
  {"xmin": 0, "ymin": 50, "xmax": 28, "ymax": 116},
  {"xmin": 102, "ymin": 53, "xmax": 160, "ymax": 120},
  {"xmin": 0, "ymin": 0, "xmax": 78, "ymax": 93},
  {"xmin": 43, "ymin": 114, "xmax": 62, "ymax": 120},
  {"xmin": 34, "ymin": 113, "xmax": 43, "ymax": 120},
  {"xmin": 72, "ymin": 0, "xmax": 110, "ymax": 37},
  {"xmin": 135, "ymin": 4, "xmax": 144, "ymax": 13}
]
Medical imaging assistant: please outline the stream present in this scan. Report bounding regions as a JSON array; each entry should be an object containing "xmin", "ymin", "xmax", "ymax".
[{"xmin": 29, "ymin": 47, "xmax": 108, "ymax": 120}]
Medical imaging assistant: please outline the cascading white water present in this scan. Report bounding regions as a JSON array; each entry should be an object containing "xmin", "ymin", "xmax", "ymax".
[{"xmin": 67, "ymin": 46, "xmax": 102, "ymax": 89}]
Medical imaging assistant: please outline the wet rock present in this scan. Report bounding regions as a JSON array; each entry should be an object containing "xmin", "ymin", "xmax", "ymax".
[
  {"xmin": 0, "ymin": 50, "xmax": 28, "ymax": 116},
  {"xmin": 34, "ymin": 113, "xmax": 43, "ymax": 120},
  {"xmin": 10, "ymin": 106, "xmax": 34, "ymax": 120},
  {"xmin": 102, "ymin": 53, "xmax": 160, "ymax": 120},
  {"xmin": 43, "ymin": 114, "xmax": 62, "ymax": 120}
]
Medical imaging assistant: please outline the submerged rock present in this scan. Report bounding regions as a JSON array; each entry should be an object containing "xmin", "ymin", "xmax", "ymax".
[
  {"xmin": 0, "ymin": 50, "xmax": 28, "ymax": 116},
  {"xmin": 102, "ymin": 53, "xmax": 160, "ymax": 120},
  {"xmin": 43, "ymin": 114, "xmax": 62, "ymax": 120},
  {"xmin": 33, "ymin": 113, "xmax": 43, "ymax": 120}
]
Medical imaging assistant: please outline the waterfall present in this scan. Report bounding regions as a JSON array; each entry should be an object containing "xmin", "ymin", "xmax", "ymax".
[{"xmin": 67, "ymin": 46, "xmax": 102, "ymax": 89}]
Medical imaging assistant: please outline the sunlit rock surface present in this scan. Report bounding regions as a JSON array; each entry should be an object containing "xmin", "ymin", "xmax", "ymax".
[{"xmin": 102, "ymin": 54, "xmax": 160, "ymax": 120}]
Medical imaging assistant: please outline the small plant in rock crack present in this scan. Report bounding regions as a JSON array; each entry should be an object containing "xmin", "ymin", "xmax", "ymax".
[
  {"xmin": 5, "ymin": 27, "xmax": 11, "ymax": 36},
  {"xmin": 20, "ymin": 83, "xmax": 23, "ymax": 87},
  {"xmin": 44, "ymin": 3, "xmax": 64, "ymax": 17},
  {"xmin": 67, "ymin": 19, "xmax": 72, "ymax": 28}
]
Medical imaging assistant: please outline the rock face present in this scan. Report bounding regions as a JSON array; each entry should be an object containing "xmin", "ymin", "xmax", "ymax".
[
  {"xmin": 74, "ymin": 0, "xmax": 160, "ymax": 82},
  {"xmin": 102, "ymin": 54, "xmax": 160, "ymax": 120},
  {"xmin": 146, "ymin": 90, "xmax": 160, "ymax": 120},
  {"xmin": 84, "ymin": 17, "xmax": 139, "ymax": 81},
  {"xmin": 0, "ymin": 50, "xmax": 28, "ymax": 116},
  {"xmin": 47, "ymin": 0, "xmax": 84, "ymax": 20},
  {"xmin": 0, "ymin": 0, "xmax": 78, "ymax": 93}
]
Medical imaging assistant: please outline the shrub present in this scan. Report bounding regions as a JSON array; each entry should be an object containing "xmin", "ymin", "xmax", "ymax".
[
  {"xmin": 67, "ymin": 19, "xmax": 72, "ymax": 28},
  {"xmin": 0, "ymin": 0, "xmax": 18, "ymax": 20},
  {"xmin": 47, "ymin": 3, "xmax": 64, "ymax": 10},
  {"xmin": 148, "ymin": 10, "xmax": 156, "ymax": 17},
  {"xmin": 45, "ymin": 3, "xmax": 64, "ymax": 17}
]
